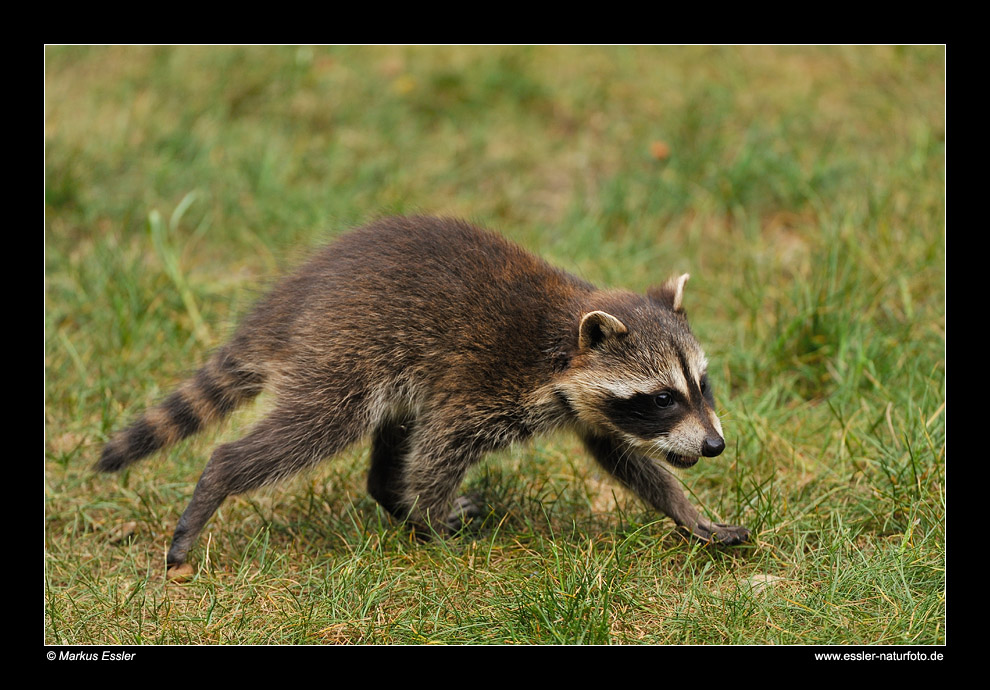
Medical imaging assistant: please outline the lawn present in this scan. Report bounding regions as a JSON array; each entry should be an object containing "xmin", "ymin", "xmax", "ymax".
[{"xmin": 44, "ymin": 45, "xmax": 945, "ymax": 646}]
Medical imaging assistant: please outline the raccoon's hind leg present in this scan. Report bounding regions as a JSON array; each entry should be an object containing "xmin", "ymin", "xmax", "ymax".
[
  {"xmin": 166, "ymin": 401, "xmax": 365, "ymax": 574},
  {"xmin": 367, "ymin": 416, "xmax": 415, "ymax": 520},
  {"xmin": 582, "ymin": 433, "xmax": 749, "ymax": 546}
]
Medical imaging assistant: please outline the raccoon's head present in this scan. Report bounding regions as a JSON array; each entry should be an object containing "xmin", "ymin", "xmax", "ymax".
[{"xmin": 558, "ymin": 274, "xmax": 725, "ymax": 469}]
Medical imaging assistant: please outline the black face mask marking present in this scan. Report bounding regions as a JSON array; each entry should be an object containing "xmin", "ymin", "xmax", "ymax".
[{"xmin": 603, "ymin": 391, "xmax": 687, "ymax": 440}]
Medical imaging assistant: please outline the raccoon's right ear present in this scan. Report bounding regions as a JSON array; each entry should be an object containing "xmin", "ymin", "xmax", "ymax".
[
  {"xmin": 579, "ymin": 310, "xmax": 628, "ymax": 350},
  {"xmin": 648, "ymin": 273, "xmax": 690, "ymax": 313}
]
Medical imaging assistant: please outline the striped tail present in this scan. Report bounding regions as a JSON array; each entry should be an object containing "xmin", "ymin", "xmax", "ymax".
[{"xmin": 97, "ymin": 348, "xmax": 265, "ymax": 472}]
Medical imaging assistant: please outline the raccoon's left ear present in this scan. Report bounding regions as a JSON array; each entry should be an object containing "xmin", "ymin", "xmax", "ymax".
[
  {"xmin": 648, "ymin": 273, "xmax": 690, "ymax": 313},
  {"xmin": 579, "ymin": 310, "xmax": 628, "ymax": 350}
]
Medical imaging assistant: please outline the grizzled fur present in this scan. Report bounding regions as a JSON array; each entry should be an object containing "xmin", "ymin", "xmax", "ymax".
[{"xmin": 98, "ymin": 216, "xmax": 749, "ymax": 571}]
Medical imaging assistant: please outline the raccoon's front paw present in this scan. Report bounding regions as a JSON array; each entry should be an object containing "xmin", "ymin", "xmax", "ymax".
[
  {"xmin": 444, "ymin": 495, "xmax": 483, "ymax": 533},
  {"xmin": 711, "ymin": 523, "xmax": 750, "ymax": 545},
  {"xmin": 681, "ymin": 522, "xmax": 750, "ymax": 547}
]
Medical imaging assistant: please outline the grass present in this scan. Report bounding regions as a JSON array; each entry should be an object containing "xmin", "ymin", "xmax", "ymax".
[{"xmin": 45, "ymin": 45, "xmax": 945, "ymax": 646}]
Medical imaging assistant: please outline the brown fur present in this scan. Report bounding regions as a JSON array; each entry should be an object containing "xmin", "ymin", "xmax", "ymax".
[{"xmin": 98, "ymin": 216, "xmax": 749, "ymax": 570}]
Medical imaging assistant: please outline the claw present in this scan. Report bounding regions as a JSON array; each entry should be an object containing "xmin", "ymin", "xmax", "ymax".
[{"xmin": 679, "ymin": 522, "xmax": 750, "ymax": 546}]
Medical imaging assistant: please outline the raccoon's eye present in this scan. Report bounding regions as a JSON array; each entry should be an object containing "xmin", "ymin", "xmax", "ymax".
[
  {"xmin": 654, "ymin": 392, "xmax": 674, "ymax": 408},
  {"xmin": 700, "ymin": 378, "xmax": 708, "ymax": 394}
]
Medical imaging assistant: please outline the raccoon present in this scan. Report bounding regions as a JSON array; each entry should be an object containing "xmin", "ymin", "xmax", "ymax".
[{"xmin": 98, "ymin": 216, "xmax": 749, "ymax": 576}]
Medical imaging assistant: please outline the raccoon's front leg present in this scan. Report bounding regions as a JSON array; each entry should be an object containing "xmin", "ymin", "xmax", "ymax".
[
  {"xmin": 582, "ymin": 433, "xmax": 749, "ymax": 546},
  {"xmin": 397, "ymin": 425, "xmax": 484, "ymax": 537}
]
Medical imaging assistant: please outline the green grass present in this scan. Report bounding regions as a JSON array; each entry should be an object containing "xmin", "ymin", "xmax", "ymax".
[{"xmin": 45, "ymin": 45, "xmax": 945, "ymax": 646}]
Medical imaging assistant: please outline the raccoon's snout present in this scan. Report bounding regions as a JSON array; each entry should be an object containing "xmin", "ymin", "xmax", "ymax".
[{"xmin": 702, "ymin": 436, "xmax": 725, "ymax": 458}]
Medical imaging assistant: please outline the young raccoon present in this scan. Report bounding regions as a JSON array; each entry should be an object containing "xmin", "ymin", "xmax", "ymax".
[{"xmin": 98, "ymin": 216, "xmax": 749, "ymax": 576}]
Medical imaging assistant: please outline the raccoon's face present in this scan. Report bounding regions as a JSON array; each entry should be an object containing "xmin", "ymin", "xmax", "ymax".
[
  {"xmin": 595, "ymin": 356, "xmax": 725, "ymax": 468},
  {"xmin": 559, "ymin": 278, "xmax": 725, "ymax": 469}
]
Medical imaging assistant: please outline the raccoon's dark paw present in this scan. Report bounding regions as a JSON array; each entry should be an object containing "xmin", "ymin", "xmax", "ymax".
[
  {"xmin": 680, "ymin": 522, "xmax": 750, "ymax": 547},
  {"xmin": 444, "ymin": 495, "xmax": 483, "ymax": 533},
  {"xmin": 709, "ymin": 523, "xmax": 750, "ymax": 546}
]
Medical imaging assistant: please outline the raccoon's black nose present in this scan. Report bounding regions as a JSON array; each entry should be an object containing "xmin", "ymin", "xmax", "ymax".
[{"xmin": 702, "ymin": 436, "xmax": 725, "ymax": 457}]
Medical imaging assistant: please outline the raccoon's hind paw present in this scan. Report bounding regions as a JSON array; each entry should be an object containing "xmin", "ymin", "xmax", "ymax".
[
  {"xmin": 165, "ymin": 562, "xmax": 195, "ymax": 582},
  {"xmin": 680, "ymin": 522, "xmax": 750, "ymax": 547}
]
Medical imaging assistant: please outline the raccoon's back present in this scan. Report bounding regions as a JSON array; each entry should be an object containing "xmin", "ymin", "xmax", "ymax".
[
  {"xmin": 307, "ymin": 216, "xmax": 578, "ymax": 313},
  {"xmin": 251, "ymin": 216, "xmax": 587, "ymax": 385}
]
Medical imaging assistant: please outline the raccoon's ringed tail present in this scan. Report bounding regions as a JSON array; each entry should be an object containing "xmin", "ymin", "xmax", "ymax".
[{"xmin": 96, "ymin": 349, "xmax": 265, "ymax": 472}]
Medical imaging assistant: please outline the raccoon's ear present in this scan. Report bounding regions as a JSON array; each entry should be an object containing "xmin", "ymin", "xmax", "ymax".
[
  {"xmin": 579, "ymin": 310, "xmax": 628, "ymax": 350},
  {"xmin": 648, "ymin": 273, "xmax": 690, "ymax": 313}
]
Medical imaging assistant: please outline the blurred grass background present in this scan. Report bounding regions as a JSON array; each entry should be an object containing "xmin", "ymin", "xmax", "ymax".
[{"xmin": 45, "ymin": 45, "xmax": 944, "ymax": 645}]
